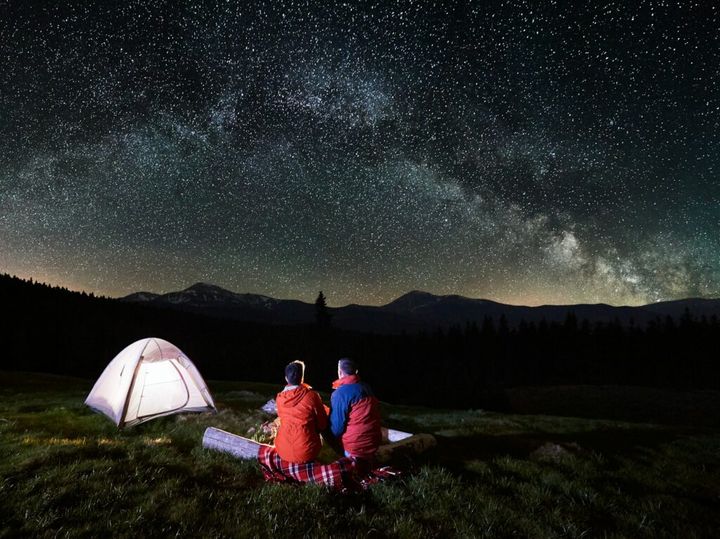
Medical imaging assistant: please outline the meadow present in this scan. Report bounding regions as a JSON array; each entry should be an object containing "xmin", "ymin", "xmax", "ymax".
[{"xmin": 1, "ymin": 371, "xmax": 719, "ymax": 538}]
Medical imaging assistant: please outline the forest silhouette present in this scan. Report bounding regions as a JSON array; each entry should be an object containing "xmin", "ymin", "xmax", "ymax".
[{"xmin": 1, "ymin": 273, "xmax": 718, "ymax": 411}]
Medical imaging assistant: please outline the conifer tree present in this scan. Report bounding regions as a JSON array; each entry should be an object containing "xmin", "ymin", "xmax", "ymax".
[{"xmin": 315, "ymin": 291, "xmax": 332, "ymax": 327}]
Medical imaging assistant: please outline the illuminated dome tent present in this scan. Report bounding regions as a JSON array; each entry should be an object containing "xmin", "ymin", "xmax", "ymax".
[{"xmin": 85, "ymin": 338, "xmax": 216, "ymax": 428}]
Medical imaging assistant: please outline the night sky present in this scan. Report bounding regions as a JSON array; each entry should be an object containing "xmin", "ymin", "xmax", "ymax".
[{"xmin": 1, "ymin": 1, "xmax": 718, "ymax": 306}]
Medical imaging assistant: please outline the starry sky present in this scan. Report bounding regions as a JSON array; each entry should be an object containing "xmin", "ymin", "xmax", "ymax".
[{"xmin": 1, "ymin": 1, "xmax": 718, "ymax": 306}]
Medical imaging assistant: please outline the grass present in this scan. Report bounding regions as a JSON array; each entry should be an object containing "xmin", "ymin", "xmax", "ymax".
[{"xmin": 1, "ymin": 371, "xmax": 719, "ymax": 538}]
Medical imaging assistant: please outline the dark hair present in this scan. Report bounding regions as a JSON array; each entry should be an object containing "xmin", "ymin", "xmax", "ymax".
[
  {"xmin": 285, "ymin": 360, "xmax": 305, "ymax": 386},
  {"xmin": 338, "ymin": 358, "xmax": 357, "ymax": 375}
]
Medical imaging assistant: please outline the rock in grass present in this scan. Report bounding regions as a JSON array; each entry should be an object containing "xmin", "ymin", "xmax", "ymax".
[{"xmin": 530, "ymin": 442, "xmax": 582, "ymax": 462}]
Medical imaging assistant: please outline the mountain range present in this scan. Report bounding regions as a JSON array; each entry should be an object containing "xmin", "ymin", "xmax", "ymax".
[{"xmin": 120, "ymin": 283, "xmax": 720, "ymax": 334}]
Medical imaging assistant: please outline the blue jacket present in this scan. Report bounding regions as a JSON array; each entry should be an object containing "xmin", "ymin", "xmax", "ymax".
[{"xmin": 329, "ymin": 374, "xmax": 382, "ymax": 458}]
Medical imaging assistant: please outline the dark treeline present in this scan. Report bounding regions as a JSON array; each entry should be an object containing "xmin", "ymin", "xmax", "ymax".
[{"xmin": 1, "ymin": 273, "xmax": 718, "ymax": 409}]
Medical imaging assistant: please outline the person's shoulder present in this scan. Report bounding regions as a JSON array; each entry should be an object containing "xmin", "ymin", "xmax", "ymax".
[
  {"xmin": 358, "ymin": 381, "xmax": 376, "ymax": 397},
  {"xmin": 332, "ymin": 382, "xmax": 355, "ymax": 398},
  {"xmin": 344, "ymin": 382, "xmax": 368, "ymax": 399}
]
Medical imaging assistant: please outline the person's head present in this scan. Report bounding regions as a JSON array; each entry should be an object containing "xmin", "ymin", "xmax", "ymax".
[
  {"xmin": 285, "ymin": 360, "xmax": 305, "ymax": 386},
  {"xmin": 337, "ymin": 357, "xmax": 357, "ymax": 379}
]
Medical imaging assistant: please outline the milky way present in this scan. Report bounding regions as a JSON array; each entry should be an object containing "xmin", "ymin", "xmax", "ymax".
[{"xmin": 1, "ymin": 1, "xmax": 718, "ymax": 306}]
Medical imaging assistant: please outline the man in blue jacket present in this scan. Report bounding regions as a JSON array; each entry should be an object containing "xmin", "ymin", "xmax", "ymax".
[{"xmin": 329, "ymin": 358, "xmax": 382, "ymax": 460}]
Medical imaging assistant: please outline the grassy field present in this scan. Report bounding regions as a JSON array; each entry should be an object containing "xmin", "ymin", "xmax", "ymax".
[{"xmin": 1, "ymin": 372, "xmax": 719, "ymax": 538}]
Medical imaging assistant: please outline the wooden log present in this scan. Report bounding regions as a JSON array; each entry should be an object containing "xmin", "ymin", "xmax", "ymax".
[
  {"xmin": 203, "ymin": 425, "xmax": 436, "ymax": 463},
  {"xmin": 202, "ymin": 427, "xmax": 264, "ymax": 459},
  {"xmin": 375, "ymin": 433, "xmax": 437, "ymax": 463},
  {"xmin": 381, "ymin": 427, "xmax": 413, "ymax": 443},
  {"xmin": 211, "ymin": 401, "xmax": 432, "ymax": 463}
]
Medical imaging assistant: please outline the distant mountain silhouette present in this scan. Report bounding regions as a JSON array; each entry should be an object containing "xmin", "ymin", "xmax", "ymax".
[
  {"xmin": 641, "ymin": 298, "xmax": 720, "ymax": 319},
  {"xmin": 383, "ymin": 290, "xmax": 448, "ymax": 311},
  {"xmin": 122, "ymin": 291, "xmax": 160, "ymax": 302},
  {"xmin": 121, "ymin": 282, "xmax": 312, "ymax": 324},
  {"xmin": 120, "ymin": 284, "xmax": 720, "ymax": 333}
]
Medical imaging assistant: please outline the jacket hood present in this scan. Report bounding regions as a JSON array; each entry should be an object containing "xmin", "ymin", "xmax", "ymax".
[
  {"xmin": 277, "ymin": 383, "xmax": 312, "ymax": 407},
  {"xmin": 332, "ymin": 374, "xmax": 360, "ymax": 389}
]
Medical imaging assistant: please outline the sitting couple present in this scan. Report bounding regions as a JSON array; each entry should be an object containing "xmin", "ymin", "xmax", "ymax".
[{"xmin": 274, "ymin": 358, "xmax": 381, "ymax": 464}]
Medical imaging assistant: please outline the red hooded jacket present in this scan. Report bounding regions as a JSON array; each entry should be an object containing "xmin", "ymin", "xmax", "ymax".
[{"xmin": 275, "ymin": 384, "xmax": 328, "ymax": 463}]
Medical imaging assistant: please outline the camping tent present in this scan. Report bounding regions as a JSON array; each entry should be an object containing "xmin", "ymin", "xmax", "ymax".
[{"xmin": 85, "ymin": 337, "xmax": 216, "ymax": 427}]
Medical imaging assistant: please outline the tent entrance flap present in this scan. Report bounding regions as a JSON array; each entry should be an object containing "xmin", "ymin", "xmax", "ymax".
[{"xmin": 135, "ymin": 360, "xmax": 190, "ymax": 419}]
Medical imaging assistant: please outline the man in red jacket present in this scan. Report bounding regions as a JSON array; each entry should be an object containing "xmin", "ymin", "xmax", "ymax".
[
  {"xmin": 329, "ymin": 358, "xmax": 382, "ymax": 460},
  {"xmin": 275, "ymin": 361, "xmax": 328, "ymax": 463}
]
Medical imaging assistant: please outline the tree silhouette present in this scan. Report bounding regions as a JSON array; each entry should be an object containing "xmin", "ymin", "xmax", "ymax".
[
  {"xmin": 315, "ymin": 291, "xmax": 332, "ymax": 328},
  {"xmin": 2, "ymin": 273, "xmax": 720, "ymax": 411}
]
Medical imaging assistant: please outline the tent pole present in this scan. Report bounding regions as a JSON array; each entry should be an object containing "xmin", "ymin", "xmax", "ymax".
[{"xmin": 118, "ymin": 352, "xmax": 145, "ymax": 428}]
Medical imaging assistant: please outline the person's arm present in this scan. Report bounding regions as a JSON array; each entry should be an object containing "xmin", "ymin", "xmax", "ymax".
[
  {"xmin": 329, "ymin": 388, "xmax": 350, "ymax": 439},
  {"xmin": 313, "ymin": 391, "xmax": 328, "ymax": 432}
]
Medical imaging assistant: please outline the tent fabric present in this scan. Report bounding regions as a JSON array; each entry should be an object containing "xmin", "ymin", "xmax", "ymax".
[{"xmin": 85, "ymin": 337, "xmax": 216, "ymax": 427}]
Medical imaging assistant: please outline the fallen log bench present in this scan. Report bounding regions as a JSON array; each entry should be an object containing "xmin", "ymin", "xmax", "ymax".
[
  {"xmin": 202, "ymin": 427, "xmax": 266, "ymax": 459},
  {"xmin": 202, "ymin": 426, "xmax": 436, "ymax": 462},
  {"xmin": 375, "ymin": 432, "xmax": 436, "ymax": 462},
  {"xmin": 381, "ymin": 427, "xmax": 413, "ymax": 442}
]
